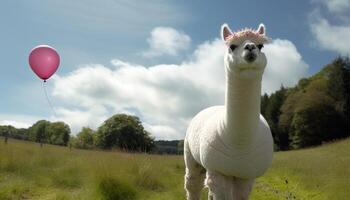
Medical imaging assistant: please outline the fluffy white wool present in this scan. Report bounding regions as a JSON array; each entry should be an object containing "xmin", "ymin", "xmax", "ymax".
[
  {"xmin": 184, "ymin": 23, "xmax": 273, "ymax": 200},
  {"xmin": 185, "ymin": 108, "xmax": 273, "ymax": 178}
]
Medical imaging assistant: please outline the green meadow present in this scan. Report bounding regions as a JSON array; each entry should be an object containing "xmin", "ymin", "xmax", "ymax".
[{"xmin": 0, "ymin": 138, "xmax": 349, "ymax": 200}]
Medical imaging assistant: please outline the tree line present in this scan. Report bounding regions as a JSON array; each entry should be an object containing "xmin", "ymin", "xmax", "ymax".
[
  {"xmin": 261, "ymin": 56, "xmax": 350, "ymax": 150},
  {"xmin": 0, "ymin": 120, "xmax": 70, "ymax": 146},
  {"xmin": 1, "ymin": 114, "xmax": 155, "ymax": 152},
  {"xmin": 70, "ymin": 114, "xmax": 155, "ymax": 152},
  {"xmin": 153, "ymin": 140, "xmax": 184, "ymax": 155}
]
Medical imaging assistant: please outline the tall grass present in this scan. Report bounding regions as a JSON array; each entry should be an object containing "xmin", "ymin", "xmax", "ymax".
[
  {"xmin": 97, "ymin": 177, "xmax": 136, "ymax": 200},
  {"xmin": 0, "ymin": 137, "xmax": 349, "ymax": 199},
  {"xmin": 251, "ymin": 139, "xmax": 350, "ymax": 200},
  {"xmin": 133, "ymin": 160, "xmax": 164, "ymax": 191}
]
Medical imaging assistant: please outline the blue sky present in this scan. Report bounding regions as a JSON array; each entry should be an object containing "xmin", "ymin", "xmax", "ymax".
[{"xmin": 1, "ymin": 0, "xmax": 349, "ymax": 139}]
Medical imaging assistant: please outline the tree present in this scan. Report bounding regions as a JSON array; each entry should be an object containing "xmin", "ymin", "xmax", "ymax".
[
  {"xmin": 28, "ymin": 120, "xmax": 50, "ymax": 147},
  {"xmin": 0, "ymin": 125, "xmax": 17, "ymax": 144},
  {"xmin": 47, "ymin": 122, "xmax": 71, "ymax": 146},
  {"xmin": 0, "ymin": 126, "xmax": 5, "ymax": 143},
  {"xmin": 291, "ymin": 104, "xmax": 348, "ymax": 148},
  {"xmin": 15, "ymin": 128, "xmax": 29, "ymax": 140},
  {"xmin": 278, "ymin": 90, "xmax": 302, "ymax": 150},
  {"xmin": 75, "ymin": 127, "xmax": 95, "ymax": 149},
  {"xmin": 96, "ymin": 114, "xmax": 155, "ymax": 152},
  {"xmin": 177, "ymin": 140, "xmax": 184, "ymax": 154},
  {"xmin": 327, "ymin": 57, "xmax": 350, "ymax": 117},
  {"xmin": 290, "ymin": 78, "xmax": 350, "ymax": 148},
  {"xmin": 142, "ymin": 130, "xmax": 156, "ymax": 152},
  {"xmin": 264, "ymin": 86, "xmax": 287, "ymax": 150},
  {"xmin": 0, "ymin": 125, "xmax": 29, "ymax": 143},
  {"xmin": 28, "ymin": 120, "xmax": 70, "ymax": 146},
  {"xmin": 68, "ymin": 136, "xmax": 77, "ymax": 150},
  {"xmin": 260, "ymin": 93, "xmax": 269, "ymax": 117}
]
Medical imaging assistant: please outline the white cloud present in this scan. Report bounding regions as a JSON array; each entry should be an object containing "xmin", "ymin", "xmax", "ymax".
[
  {"xmin": 53, "ymin": 107, "xmax": 107, "ymax": 134},
  {"xmin": 143, "ymin": 123, "xmax": 179, "ymax": 140},
  {"xmin": 0, "ymin": 120, "xmax": 31, "ymax": 128},
  {"xmin": 52, "ymin": 35, "xmax": 308, "ymax": 139},
  {"xmin": 310, "ymin": 0, "xmax": 350, "ymax": 54},
  {"xmin": 320, "ymin": 0, "xmax": 350, "ymax": 13},
  {"xmin": 310, "ymin": 17, "xmax": 350, "ymax": 55},
  {"xmin": 142, "ymin": 27, "xmax": 191, "ymax": 58},
  {"xmin": 0, "ymin": 114, "xmax": 41, "ymax": 128},
  {"xmin": 263, "ymin": 39, "xmax": 309, "ymax": 93}
]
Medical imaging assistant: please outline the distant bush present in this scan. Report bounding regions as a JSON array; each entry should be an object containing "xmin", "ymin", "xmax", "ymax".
[
  {"xmin": 97, "ymin": 177, "xmax": 136, "ymax": 200},
  {"xmin": 27, "ymin": 120, "xmax": 70, "ymax": 146},
  {"xmin": 96, "ymin": 114, "xmax": 155, "ymax": 152},
  {"xmin": 71, "ymin": 127, "xmax": 97, "ymax": 149},
  {"xmin": 46, "ymin": 122, "xmax": 71, "ymax": 146},
  {"xmin": 153, "ymin": 140, "xmax": 183, "ymax": 154}
]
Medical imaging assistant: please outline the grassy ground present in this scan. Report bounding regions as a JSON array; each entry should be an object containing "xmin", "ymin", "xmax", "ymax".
[{"xmin": 0, "ymin": 138, "xmax": 349, "ymax": 200}]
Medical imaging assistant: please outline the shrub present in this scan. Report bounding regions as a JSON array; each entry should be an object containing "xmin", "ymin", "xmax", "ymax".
[
  {"xmin": 96, "ymin": 114, "xmax": 155, "ymax": 152},
  {"xmin": 97, "ymin": 177, "xmax": 136, "ymax": 200}
]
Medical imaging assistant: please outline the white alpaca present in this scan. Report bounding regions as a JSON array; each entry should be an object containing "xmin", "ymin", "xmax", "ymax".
[{"xmin": 184, "ymin": 23, "xmax": 273, "ymax": 200}]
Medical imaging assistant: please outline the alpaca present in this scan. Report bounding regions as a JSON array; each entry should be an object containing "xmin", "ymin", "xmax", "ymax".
[{"xmin": 184, "ymin": 23, "xmax": 273, "ymax": 200}]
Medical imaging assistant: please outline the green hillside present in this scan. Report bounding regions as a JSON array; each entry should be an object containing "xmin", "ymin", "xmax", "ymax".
[
  {"xmin": 261, "ymin": 57, "xmax": 350, "ymax": 151},
  {"xmin": 0, "ymin": 138, "xmax": 349, "ymax": 200}
]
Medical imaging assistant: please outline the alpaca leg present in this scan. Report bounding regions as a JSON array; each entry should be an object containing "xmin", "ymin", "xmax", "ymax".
[
  {"xmin": 205, "ymin": 170, "xmax": 233, "ymax": 200},
  {"xmin": 231, "ymin": 177, "xmax": 254, "ymax": 200},
  {"xmin": 184, "ymin": 141, "xmax": 206, "ymax": 200}
]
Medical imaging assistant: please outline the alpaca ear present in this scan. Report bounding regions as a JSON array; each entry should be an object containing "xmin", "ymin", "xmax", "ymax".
[
  {"xmin": 257, "ymin": 23, "xmax": 265, "ymax": 35},
  {"xmin": 221, "ymin": 23, "xmax": 233, "ymax": 41}
]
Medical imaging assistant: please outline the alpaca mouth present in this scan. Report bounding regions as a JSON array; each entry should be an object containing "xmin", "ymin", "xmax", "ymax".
[
  {"xmin": 237, "ymin": 61, "xmax": 261, "ymax": 71},
  {"xmin": 244, "ymin": 53, "xmax": 257, "ymax": 63},
  {"xmin": 239, "ymin": 66, "xmax": 260, "ymax": 71}
]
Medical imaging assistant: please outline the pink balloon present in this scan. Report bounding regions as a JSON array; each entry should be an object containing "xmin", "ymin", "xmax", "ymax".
[{"xmin": 29, "ymin": 45, "xmax": 60, "ymax": 81}]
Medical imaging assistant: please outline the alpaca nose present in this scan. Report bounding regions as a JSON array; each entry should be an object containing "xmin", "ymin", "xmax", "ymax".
[{"xmin": 244, "ymin": 43, "xmax": 256, "ymax": 51}]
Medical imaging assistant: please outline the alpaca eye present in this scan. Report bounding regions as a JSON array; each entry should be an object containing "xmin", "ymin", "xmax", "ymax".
[
  {"xmin": 230, "ymin": 44, "xmax": 237, "ymax": 51},
  {"xmin": 257, "ymin": 44, "xmax": 264, "ymax": 50}
]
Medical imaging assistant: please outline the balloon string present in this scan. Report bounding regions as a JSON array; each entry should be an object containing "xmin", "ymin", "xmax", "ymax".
[{"xmin": 42, "ymin": 81, "xmax": 57, "ymax": 117}]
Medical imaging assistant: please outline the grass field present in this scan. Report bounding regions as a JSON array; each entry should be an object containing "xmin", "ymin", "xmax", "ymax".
[{"xmin": 0, "ymin": 138, "xmax": 349, "ymax": 200}]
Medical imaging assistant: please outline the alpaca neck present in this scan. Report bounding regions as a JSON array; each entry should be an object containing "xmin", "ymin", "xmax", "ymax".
[{"xmin": 222, "ymin": 69, "xmax": 262, "ymax": 148}]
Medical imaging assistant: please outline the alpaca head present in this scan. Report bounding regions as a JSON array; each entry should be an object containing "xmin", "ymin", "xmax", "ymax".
[{"xmin": 221, "ymin": 23, "xmax": 269, "ymax": 79}]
